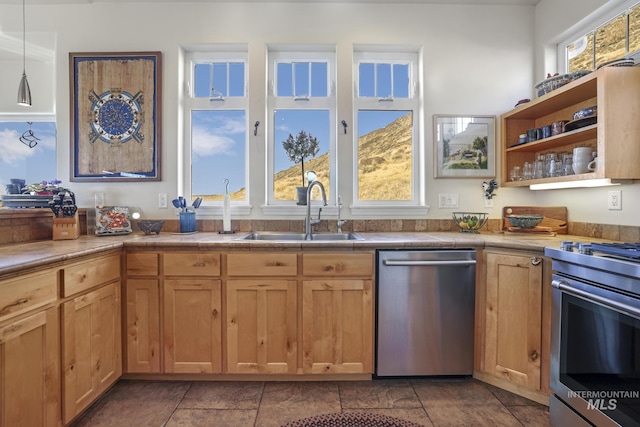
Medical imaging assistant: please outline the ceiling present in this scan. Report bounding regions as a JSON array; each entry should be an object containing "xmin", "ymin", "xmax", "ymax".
[{"xmin": 0, "ymin": 0, "xmax": 541, "ymax": 5}]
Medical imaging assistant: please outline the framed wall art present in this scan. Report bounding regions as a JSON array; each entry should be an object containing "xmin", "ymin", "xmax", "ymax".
[
  {"xmin": 433, "ymin": 115, "xmax": 496, "ymax": 178},
  {"xmin": 70, "ymin": 52, "xmax": 162, "ymax": 182}
]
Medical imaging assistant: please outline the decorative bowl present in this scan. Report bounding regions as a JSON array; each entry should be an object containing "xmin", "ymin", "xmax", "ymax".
[
  {"xmin": 506, "ymin": 214, "xmax": 544, "ymax": 229},
  {"xmin": 534, "ymin": 73, "xmax": 572, "ymax": 97},
  {"xmin": 452, "ymin": 212, "xmax": 489, "ymax": 233},
  {"xmin": 573, "ymin": 105, "xmax": 597, "ymax": 120},
  {"xmin": 137, "ymin": 220, "xmax": 165, "ymax": 235}
]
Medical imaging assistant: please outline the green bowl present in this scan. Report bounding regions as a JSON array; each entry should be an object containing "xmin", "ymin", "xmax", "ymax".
[{"xmin": 506, "ymin": 214, "xmax": 544, "ymax": 229}]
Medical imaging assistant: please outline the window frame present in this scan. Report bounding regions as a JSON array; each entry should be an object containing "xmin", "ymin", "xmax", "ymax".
[
  {"xmin": 183, "ymin": 49, "xmax": 251, "ymax": 214},
  {"xmin": 559, "ymin": 0, "xmax": 640, "ymax": 73},
  {"xmin": 265, "ymin": 48, "xmax": 337, "ymax": 210},
  {"xmin": 0, "ymin": 115, "xmax": 58, "ymax": 187},
  {"xmin": 352, "ymin": 50, "xmax": 423, "ymax": 210}
]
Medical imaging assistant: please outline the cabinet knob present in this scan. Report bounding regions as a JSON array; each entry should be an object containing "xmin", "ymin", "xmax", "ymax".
[{"xmin": 530, "ymin": 257, "xmax": 542, "ymax": 266}]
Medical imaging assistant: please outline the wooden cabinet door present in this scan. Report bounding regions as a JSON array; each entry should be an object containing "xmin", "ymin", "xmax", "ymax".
[
  {"xmin": 0, "ymin": 308, "xmax": 60, "ymax": 427},
  {"xmin": 163, "ymin": 279, "xmax": 222, "ymax": 373},
  {"xmin": 484, "ymin": 252, "xmax": 542, "ymax": 390},
  {"xmin": 62, "ymin": 282, "xmax": 122, "ymax": 424},
  {"xmin": 125, "ymin": 279, "xmax": 160, "ymax": 373},
  {"xmin": 226, "ymin": 279, "xmax": 297, "ymax": 374},
  {"xmin": 302, "ymin": 279, "xmax": 373, "ymax": 374}
]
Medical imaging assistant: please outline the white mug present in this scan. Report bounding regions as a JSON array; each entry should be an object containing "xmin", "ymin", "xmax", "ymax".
[
  {"xmin": 573, "ymin": 146, "xmax": 594, "ymax": 157},
  {"xmin": 588, "ymin": 157, "xmax": 598, "ymax": 172},
  {"xmin": 573, "ymin": 160, "xmax": 591, "ymax": 174}
]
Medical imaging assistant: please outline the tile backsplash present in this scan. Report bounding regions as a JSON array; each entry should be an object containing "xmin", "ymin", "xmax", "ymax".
[{"xmin": 0, "ymin": 208, "xmax": 636, "ymax": 245}]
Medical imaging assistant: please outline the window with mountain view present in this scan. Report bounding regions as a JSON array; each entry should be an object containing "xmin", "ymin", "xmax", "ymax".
[
  {"xmin": 354, "ymin": 51, "xmax": 419, "ymax": 202},
  {"xmin": 268, "ymin": 50, "xmax": 335, "ymax": 204},
  {"xmin": 186, "ymin": 52, "xmax": 248, "ymax": 202},
  {"xmin": 566, "ymin": 2, "xmax": 640, "ymax": 72}
]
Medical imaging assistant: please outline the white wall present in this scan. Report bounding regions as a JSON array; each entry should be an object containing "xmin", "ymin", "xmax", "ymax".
[{"xmin": 4, "ymin": 1, "xmax": 634, "ymax": 226}]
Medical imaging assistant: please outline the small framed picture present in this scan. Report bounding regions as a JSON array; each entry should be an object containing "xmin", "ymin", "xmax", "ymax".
[{"xmin": 434, "ymin": 115, "xmax": 496, "ymax": 178}]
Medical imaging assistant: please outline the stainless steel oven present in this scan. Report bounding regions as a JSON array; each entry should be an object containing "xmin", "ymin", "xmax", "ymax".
[{"xmin": 546, "ymin": 244, "xmax": 640, "ymax": 427}]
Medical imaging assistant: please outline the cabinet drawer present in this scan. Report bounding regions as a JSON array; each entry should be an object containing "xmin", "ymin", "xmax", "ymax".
[
  {"xmin": 302, "ymin": 253, "xmax": 374, "ymax": 276},
  {"xmin": 126, "ymin": 252, "xmax": 159, "ymax": 276},
  {"xmin": 163, "ymin": 252, "xmax": 221, "ymax": 276},
  {"xmin": 227, "ymin": 253, "xmax": 297, "ymax": 276},
  {"xmin": 0, "ymin": 269, "xmax": 58, "ymax": 322},
  {"xmin": 63, "ymin": 253, "xmax": 121, "ymax": 297}
]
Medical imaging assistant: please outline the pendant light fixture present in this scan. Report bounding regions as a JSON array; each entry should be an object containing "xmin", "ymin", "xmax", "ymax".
[{"xmin": 17, "ymin": 0, "xmax": 32, "ymax": 107}]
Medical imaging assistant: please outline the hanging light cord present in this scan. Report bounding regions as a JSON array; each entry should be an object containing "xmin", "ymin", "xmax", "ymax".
[{"xmin": 22, "ymin": 0, "xmax": 26, "ymax": 75}]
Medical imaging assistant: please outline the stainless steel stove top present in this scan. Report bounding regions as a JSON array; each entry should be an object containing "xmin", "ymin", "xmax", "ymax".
[{"xmin": 545, "ymin": 242, "xmax": 640, "ymax": 297}]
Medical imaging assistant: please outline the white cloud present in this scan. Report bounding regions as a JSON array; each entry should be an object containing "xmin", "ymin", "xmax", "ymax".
[
  {"xmin": 192, "ymin": 125, "xmax": 237, "ymax": 158},
  {"xmin": 192, "ymin": 115, "xmax": 246, "ymax": 158},
  {"xmin": 0, "ymin": 129, "xmax": 37, "ymax": 163}
]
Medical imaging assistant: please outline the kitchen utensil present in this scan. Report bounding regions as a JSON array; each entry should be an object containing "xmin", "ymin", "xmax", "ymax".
[
  {"xmin": 172, "ymin": 199, "xmax": 181, "ymax": 209},
  {"xmin": 192, "ymin": 197, "xmax": 202, "ymax": 209}
]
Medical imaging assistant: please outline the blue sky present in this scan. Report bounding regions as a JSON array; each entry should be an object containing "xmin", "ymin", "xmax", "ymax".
[
  {"xmin": 191, "ymin": 60, "xmax": 410, "ymax": 196},
  {"xmin": 0, "ymin": 122, "xmax": 57, "ymax": 193}
]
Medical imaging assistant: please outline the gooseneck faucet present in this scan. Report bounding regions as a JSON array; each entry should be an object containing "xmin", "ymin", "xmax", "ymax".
[{"xmin": 305, "ymin": 180, "xmax": 328, "ymax": 240}]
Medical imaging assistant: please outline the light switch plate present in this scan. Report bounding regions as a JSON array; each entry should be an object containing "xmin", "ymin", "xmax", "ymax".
[{"xmin": 438, "ymin": 193, "xmax": 459, "ymax": 209}]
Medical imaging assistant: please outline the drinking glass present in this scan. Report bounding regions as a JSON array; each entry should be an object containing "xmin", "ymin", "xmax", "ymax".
[
  {"xmin": 522, "ymin": 162, "xmax": 533, "ymax": 180},
  {"xmin": 533, "ymin": 160, "xmax": 545, "ymax": 179},
  {"xmin": 510, "ymin": 166, "xmax": 522, "ymax": 181}
]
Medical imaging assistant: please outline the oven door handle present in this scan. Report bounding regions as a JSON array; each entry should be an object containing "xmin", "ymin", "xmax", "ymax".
[{"xmin": 552, "ymin": 279, "xmax": 640, "ymax": 318}]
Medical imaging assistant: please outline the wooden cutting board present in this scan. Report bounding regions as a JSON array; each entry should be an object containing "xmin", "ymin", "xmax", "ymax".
[{"xmin": 502, "ymin": 206, "xmax": 568, "ymax": 234}]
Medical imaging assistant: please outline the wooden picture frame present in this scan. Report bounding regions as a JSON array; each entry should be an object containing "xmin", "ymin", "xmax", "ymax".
[
  {"xmin": 70, "ymin": 52, "xmax": 162, "ymax": 182},
  {"xmin": 434, "ymin": 115, "xmax": 496, "ymax": 178}
]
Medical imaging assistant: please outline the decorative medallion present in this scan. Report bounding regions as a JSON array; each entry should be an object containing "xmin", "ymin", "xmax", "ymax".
[{"xmin": 88, "ymin": 88, "xmax": 145, "ymax": 145}]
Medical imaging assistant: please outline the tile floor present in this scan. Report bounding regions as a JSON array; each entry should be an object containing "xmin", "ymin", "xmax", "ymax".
[{"xmin": 70, "ymin": 378, "xmax": 550, "ymax": 427}]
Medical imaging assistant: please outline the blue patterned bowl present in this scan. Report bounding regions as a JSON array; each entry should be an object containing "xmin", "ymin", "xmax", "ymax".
[{"xmin": 506, "ymin": 215, "xmax": 544, "ymax": 229}]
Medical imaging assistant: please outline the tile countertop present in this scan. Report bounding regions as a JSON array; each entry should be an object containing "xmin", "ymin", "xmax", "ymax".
[{"xmin": 0, "ymin": 231, "xmax": 614, "ymax": 278}]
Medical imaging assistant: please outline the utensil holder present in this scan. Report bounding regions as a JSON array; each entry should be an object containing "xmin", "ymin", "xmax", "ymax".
[
  {"xmin": 179, "ymin": 211, "xmax": 196, "ymax": 233},
  {"xmin": 53, "ymin": 212, "xmax": 80, "ymax": 240}
]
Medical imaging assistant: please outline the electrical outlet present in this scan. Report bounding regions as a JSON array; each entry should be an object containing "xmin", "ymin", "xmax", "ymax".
[
  {"xmin": 438, "ymin": 193, "xmax": 459, "ymax": 209},
  {"xmin": 484, "ymin": 197, "xmax": 494, "ymax": 208},
  {"xmin": 158, "ymin": 193, "xmax": 168, "ymax": 209},
  {"xmin": 608, "ymin": 190, "xmax": 621, "ymax": 210}
]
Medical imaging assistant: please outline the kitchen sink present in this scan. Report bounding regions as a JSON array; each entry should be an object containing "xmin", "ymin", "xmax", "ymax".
[{"xmin": 237, "ymin": 231, "xmax": 364, "ymax": 241}]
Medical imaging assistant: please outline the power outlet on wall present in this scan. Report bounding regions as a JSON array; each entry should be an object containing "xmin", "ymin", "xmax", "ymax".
[
  {"xmin": 608, "ymin": 190, "xmax": 622, "ymax": 210},
  {"xmin": 158, "ymin": 193, "xmax": 168, "ymax": 209}
]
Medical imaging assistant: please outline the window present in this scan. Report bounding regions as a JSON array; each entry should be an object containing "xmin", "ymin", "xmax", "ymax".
[
  {"xmin": 268, "ymin": 49, "xmax": 335, "ymax": 204},
  {"xmin": 0, "ymin": 120, "xmax": 57, "ymax": 195},
  {"xmin": 354, "ymin": 50, "xmax": 419, "ymax": 204},
  {"xmin": 566, "ymin": 1, "xmax": 640, "ymax": 72},
  {"xmin": 185, "ymin": 51, "xmax": 248, "ymax": 203}
]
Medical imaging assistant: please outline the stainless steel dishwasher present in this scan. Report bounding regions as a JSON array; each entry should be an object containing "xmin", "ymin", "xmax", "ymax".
[{"xmin": 376, "ymin": 249, "xmax": 476, "ymax": 377}]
